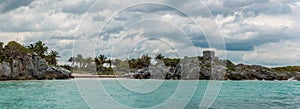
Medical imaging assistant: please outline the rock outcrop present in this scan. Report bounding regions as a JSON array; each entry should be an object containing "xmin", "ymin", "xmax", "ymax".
[
  {"xmin": 0, "ymin": 53, "xmax": 71, "ymax": 80},
  {"xmin": 129, "ymin": 56, "xmax": 300, "ymax": 81}
]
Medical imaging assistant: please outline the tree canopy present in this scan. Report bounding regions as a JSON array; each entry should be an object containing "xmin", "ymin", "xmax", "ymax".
[
  {"xmin": 27, "ymin": 41, "xmax": 48, "ymax": 58},
  {"xmin": 46, "ymin": 50, "xmax": 60, "ymax": 65},
  {"xmin": 0, "ymin": 41, "xmax": 60, "ymax": 67}
]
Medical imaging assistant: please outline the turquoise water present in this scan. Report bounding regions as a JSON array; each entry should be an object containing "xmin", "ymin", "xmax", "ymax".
[{"xmin": 0, "ymin": 80, "xmax": 299, "ymax": 109}]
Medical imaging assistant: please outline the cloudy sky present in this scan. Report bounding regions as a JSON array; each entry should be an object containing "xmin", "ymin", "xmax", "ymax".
[{"xmin": 0, "ymin": 0, "xmax": 300, "ymax": 67}]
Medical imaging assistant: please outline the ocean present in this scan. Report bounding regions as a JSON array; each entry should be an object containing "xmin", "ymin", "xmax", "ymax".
[{"xmin": 0, "ymin": 79, "xmax": 299, "ymax": 109}]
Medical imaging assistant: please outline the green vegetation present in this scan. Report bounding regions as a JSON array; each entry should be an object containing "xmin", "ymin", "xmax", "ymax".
[
  {"xmin": 0, "ymin": 41, "xmax": 60, "ymax": 66},
  {"xmin": 27, "ymin": 41, "xmax": 48, "ymax": 58},
  {"xmin": 0, "ymin": 42, "xmax": 3, "ymax": 63},
  {"xmin": 95, "ymin": 54, "xmax": 113, "ymax": 75},
  {"xmin": 60, "ymin": 49, "xmax": 300, "ymax": 77},
  {"xmin": 155, "ymin": 53, "xmax": 180, "ymax": 67},
  {"xmin": 68, "ymin": 53, "xmax": 179, "ymax": 75},
  {"xmin": 128, "ymin": 54, "xmax": 151, "ymax": 69},
  {"xmin": 162, "ymin": 58, "xmax": 180, "ymax": 67},
  {"xmin": 273, "ymin": 66, "xmax": 300, "ymax": 73},
  {"xmin": 67, "ymin": 54, "xmax": 95, "ymax": 73},
  {"xmin": 155, "ymin": 53, "xmax": 165, "ymax": 60},
  {"xmin": 225, "ymin": 59, "xmax": 235, "ymax": 71},
  {"xmin": 46, "ymin": 50, "xmax": 60, "ymax": 65}
]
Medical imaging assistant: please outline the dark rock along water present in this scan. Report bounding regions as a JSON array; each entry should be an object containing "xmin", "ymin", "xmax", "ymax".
[{"xmin": 0, "ymin": 80, "xmax": 299, "ymax": 109}]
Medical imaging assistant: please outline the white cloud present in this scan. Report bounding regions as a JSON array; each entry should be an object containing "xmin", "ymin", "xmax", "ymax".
[
  {"xmin": 244, "ymin": 14, "xmax": 293, "ymax": 28},
  {"xmin": 242, "ymin": 40, "xmax": 300, "ymax": 66},
  {"xmin": 161, "ymin": 13, "xmax": 174, "ymax": 20},
  {"xmin": 0, "ymin": 0, "xmax": 299, "ymax": 66}
]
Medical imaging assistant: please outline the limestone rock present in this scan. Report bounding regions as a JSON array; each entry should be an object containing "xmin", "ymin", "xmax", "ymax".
[
  {"xmin": 0, "ymin": 52, "xmax": 71, "ymax": 80},
  {"xmin": 2, "ymin": 62, "xmax": 11, "ymax": 78},
  {"xmin": 0, "ymin": 63, "xmax": 2, "ymax": 76}
]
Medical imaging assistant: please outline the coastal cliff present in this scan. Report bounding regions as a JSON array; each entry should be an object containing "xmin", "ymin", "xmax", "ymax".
[
  {"xmin": 0, "ymin": 53, "xmax": 70, "ymax": 80},
  {"xmin": 0, "ymin": 41, "xmax": 70, "ymax": 80},
  {"xmin": 129, "ymin": 51, "xmax": 300, "ymax": 80}
]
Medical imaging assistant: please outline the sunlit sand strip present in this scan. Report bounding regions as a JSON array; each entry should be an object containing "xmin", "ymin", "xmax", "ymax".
[{"xmin": 71, "ymin": 73, "xmax": 131, "ymax": 80}]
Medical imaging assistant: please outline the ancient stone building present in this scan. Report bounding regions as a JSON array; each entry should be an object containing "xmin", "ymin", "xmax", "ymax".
[
  {"xmin": 203, "ymin": 50, "xmax": 215, "ymax": 58},
  {"xmin": 203, "ymin": 50, "xmax": 218, "ymax": 60}
]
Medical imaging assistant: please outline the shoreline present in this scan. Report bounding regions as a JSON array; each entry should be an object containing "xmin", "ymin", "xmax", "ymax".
[
  {"xmin": 70, "ymin": 73, "xmax": 117, "ymax": 78},
  {"xmin": 0, "ymin": 73, "xmax": 299, "ymax": 81},
  {"xmin": 1, "ymin": 78, "xmax": 299, "ymax": 82}
]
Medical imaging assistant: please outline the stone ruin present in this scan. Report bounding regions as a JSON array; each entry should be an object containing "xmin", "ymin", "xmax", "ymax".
[{"xmin": 130, "ymin": 51, "xmax": 226, "ymax": 80}]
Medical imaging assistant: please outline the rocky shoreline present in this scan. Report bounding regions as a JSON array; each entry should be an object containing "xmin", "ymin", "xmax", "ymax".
[
  {"xmin": 224, "ymin": 64, "xmax": 300, "ymax": 81},
  {"xmin": 128, "ymin": 51, "xmax": 300, "ymax": 81},
  {"xmin": 0, "ymin": 41, "xmax": 71, "ymax": 80},
  {"xmin": 1, "ymin": 47, "xmax": 299, "ymax": 81},
  {"xmin": 129, "ymin": 63, "xmax": 300, "ymax": 81},
  {"xmin": 0, "ymin": 53, "xmax": 71, "ymax": 80}
]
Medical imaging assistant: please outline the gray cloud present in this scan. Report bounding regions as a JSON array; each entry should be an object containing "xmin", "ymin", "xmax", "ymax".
[
  {"xmin": 0, "ymin": 0, "xmax": 299, "ymax": 66},
  {"xmin": 61, "ymin": 0, "xmax": 95, "ymax": 14},
  {"xmin": 0, "ymin": 0, "xmax": 33, "ymax": 13}
]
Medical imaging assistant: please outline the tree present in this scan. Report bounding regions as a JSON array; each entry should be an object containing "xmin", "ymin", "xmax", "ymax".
[
  {"xmin": 68, "ymin": 57, "xmax": 75, "ymax": 67},
  {"xmin": 47, "ymin": 50, "xmax": 60, "ymax": 65},
  {"xmin": 98, "ymin": 55, "xmax": 107, "ymax": 64},
  {"xmin": 163, "ymin": 58, "xmax": 180, "ymax": 67},
  {"xmin": 113, "ymin": 58, "xmax": 129, "ymax": 73},
  {"xmin": 27, "ymin": 41, "xmax": 48, "ymax": 58},
  {"xmin": 68, "ymin": 55, "xmax": 94, "ymax": 70},
  {"xmin": 225, "ymin": 59, "xmax": 235, "ymax": 71},
  {"xmin": 155, "ymin": 53, "xmax": 165, "ymax": 60},
  {"xmin": 95, "ymin": 54, "xmax": 107, "ymax": 72},
  {"xmin": 75, "ymin": 54, "xmax": 84, "ymax": 68},
  {"xmin": 0, "ymin": 42, "xmax": 4, "ymax": 63},
  {"xmin": 127, "ymin": 55, "xmax": 151, "ymax": 69},
  {"xmin": 107, "ymin": 58, "xmax": 112, "ymax": 68},
  {"xmin": 128, "ymin": 58, "xmax": 137, "ymax": 69},
  {"xmin": 4, "ymin": 41, "xmax": 29, "ymax": 78},
  {"xmin": 94, "ymin": 54, "xmax": 114, "ymax": 74},
  {"xmin": 113, "ymin": 59, "xmax": 122, "ymax": 67},
  {"xmin": 140, "ymin": 54, "xmax": 151, "ymax": 68},
  {"xmin": 85, "ymin": 57, "xmax": 94, "ymax": 68}
]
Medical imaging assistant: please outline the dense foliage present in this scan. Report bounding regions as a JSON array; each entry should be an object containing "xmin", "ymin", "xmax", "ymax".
[
  {"xmin": 67, "ymin": 52, "xmax": 300, "ymax": 77},
  {"xmin": 0, "ymin": 41, "xmax": 60, "ymax": 66},
  {"xmin": 273, "ymin": 66, "xmax": 300, "ymax": 73}
]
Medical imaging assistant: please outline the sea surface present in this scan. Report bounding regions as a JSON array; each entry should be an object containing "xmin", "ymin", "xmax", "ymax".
[{"xmin": 0, "ymin": 79, "xmax": 299, "ymax": 109}]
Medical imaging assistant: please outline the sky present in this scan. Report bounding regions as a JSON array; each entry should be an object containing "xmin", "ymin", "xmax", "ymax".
[{"xmin": 0, "ymin": 0, "xmax": 300, "ymax": 67}]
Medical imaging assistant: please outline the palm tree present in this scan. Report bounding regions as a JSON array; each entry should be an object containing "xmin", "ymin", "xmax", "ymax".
[
  {"xmin": 107, "ymin": 59, "xmax": 112, "ymax": 68},
  {"xmin": 95, "ymin": 54, "xmax": 107, "ymax": 72},
  {"xmin": 27, "ymin": 41, "xmax": 48, "ymax": 58},
  {"xmin": 113, "ymin": 59, "xmax": 122, "ymax": 67},
  {"xmin": 85, "ymin": 57, "xmax": 93, "ymax": 68},
  {"xmin": 98, "ymin": 55, "xmax": 107, "ymax": 65},
  {"xmin": 155, "ymin": 53, "xmax": 165, "ymax": 60},
  {"xmin": 140, "ymin": 54, "xmax": 151, "ymax": 68},
  {"xmin": 47, "ymin": 50, "xmax": 60, "ymax": 65},
  {"xmin": 68, "ymin": 57, "xmax": 75, "ymax": 67},
  {"xmin": 75, "ymin": 54, "xmax": 84, "ymax": 68}
]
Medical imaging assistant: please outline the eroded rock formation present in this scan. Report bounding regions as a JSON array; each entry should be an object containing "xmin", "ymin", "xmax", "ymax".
[
  {"xmin": 130, "ymin": 51, "xmax": 300, "ymax": 81},
  {"xmin": 0, "ymin": 53, "xmax": 70, "ymax": 80}
]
